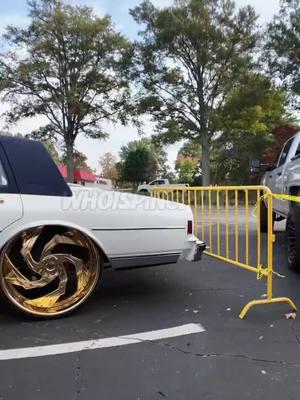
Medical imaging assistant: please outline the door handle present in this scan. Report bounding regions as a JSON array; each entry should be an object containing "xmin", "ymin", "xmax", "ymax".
[
  {"xmin": 269, "ymin": 175, "xmax": 273, "ymax": 178},
  {"xmin": 277, "ymin": 172, "xmax": 282, "ymax": 176}
]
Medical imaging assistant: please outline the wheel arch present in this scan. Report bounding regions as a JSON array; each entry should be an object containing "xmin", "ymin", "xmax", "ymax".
[
  {"xmin": 289, "ymin": 186, "xmax": 300, "ymax": 210},
  {"xmin": 0, "ymin": 219, "xmax": 111, "ymax": 265}
]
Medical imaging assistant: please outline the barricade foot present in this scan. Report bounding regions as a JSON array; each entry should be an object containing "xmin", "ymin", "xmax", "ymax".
[{"xmin": 239, "ymin": 297, "xmax": 297, "ymax": 319}]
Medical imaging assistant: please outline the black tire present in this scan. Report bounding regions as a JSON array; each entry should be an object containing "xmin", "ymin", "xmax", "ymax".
[
  {"xmin": 286, "ymin": 206, "xmax": 300, "ymax": 271},
  {"xmin": 260, "ymin": 200, "xmax": 274, "ymax": 233}
]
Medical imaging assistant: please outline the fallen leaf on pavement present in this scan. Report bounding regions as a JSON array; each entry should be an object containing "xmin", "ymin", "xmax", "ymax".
[
  {"xmin": 285, "ymin": 312, "xmax": 297, "ymax": 320},
  {"xmin": 261, "ymin": 370, "xmax": 267, "ymax": 375}
]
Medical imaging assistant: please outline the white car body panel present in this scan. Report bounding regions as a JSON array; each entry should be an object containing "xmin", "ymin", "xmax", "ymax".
[
  {"xmin": 0, "ymin": 186, "xmax": 200, "ymax": 268},
  {"xmin": 262, "ymin": 132, "xmax": 300, "ymax": 217},
  {"xmin": 0, "ymin": 194, "xmax": 23, "ymax": 230}
]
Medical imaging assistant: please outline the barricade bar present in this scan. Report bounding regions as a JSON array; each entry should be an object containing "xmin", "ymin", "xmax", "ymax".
[{"xmin": 150, "ymin": 185, "xmax": 297, "ymax": 318}]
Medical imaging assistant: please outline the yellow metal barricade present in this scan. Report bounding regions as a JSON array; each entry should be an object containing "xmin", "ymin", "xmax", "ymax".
[{"xmin": 150, "ymin": 186, "xmax": 297, "ymax": 319}]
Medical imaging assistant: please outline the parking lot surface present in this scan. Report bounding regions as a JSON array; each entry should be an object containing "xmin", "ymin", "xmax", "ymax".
[{"xmin": 0, "ymin": 221, "xmax": 300, "ymax": 400}]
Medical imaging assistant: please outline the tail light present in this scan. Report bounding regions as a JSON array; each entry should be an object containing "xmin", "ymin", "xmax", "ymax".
[{"xmin": 187, "ymin": 220, "xmax": 193, "ymax": 235}]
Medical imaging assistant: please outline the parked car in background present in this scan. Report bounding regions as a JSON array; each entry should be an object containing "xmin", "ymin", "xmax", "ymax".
[
  {"xmin": 253, "ymin": 132, "xmax": 300, "ymax": 270},
  {"xmin": 0, "ymin": 136, "xmax": 205, "ymax": 318},
  {"xmin": 137, "ymin": 179, "xmax": 189, "ymax": 194}
]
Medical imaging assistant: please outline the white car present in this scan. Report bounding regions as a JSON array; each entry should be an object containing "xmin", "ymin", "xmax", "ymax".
[
  {"xmin": 137, "ymin": 179, "xmax": 189, "ymax": 194},
  {"xmin": 0, "ymin": 136, "xmax": 205, "ymax": 317}
]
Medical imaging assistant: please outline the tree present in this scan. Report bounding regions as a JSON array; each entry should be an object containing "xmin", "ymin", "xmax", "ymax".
[
  {"xmin": 264, "ymin": 0, "xmax": 300, "ymax": 109},
  {"xmin": 0, "ymin": 0, "xmax": 133, "ymax": 181},
  {"xmin": 176, "ymin": 140, "xmax": 201, "ymax": 183},
  {"xmin": 178, "ymin": 140, "xmax": 201, "ymax": 159},
  {"xmin": 175, "ymin": 154, "xmax": 199, "ymax": 183},
  {"xmin": 99, "ymin": 152, "xmax": 119, "ymax": 182},
  {"xmin": 42, "ymin": 140, "xmax": 61, "ymax": 163},
  {"xmin": 131, "ymin": 0, "xmax": 260, "ymax": 185},
  {"xmin": 119, "ymin": 137, "xmax": 168, "ymax": 181},
  {"xmin": 121, "ymin": 146, "xmax": 150, "ymax": 185},
  {"xmin": 61, "ymin": 149, "xmax": 92, "ymax": 171},
  {"xmin": 211, "ymin": 74, "xmax": 287, "ymax": 184}
]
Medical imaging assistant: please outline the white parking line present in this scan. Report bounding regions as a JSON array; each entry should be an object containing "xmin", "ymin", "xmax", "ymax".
[{"xmin": 0, "ymin": 323, "xmax": 205, "ymax": 361}]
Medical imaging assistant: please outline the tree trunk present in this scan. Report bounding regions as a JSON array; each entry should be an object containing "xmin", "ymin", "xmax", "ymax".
[
  {"xmin": 201, "ymin": 133, "xmax": 210, "ymax": 187},
  {"xmin": 66, "ymin": 139, "xmax": 74, "ymax": 183}
]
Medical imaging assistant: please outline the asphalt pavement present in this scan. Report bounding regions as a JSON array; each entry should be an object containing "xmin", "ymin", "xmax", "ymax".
[{"xmin": 0, "ymin": 220, "xmax": 300, "ymax": 399}]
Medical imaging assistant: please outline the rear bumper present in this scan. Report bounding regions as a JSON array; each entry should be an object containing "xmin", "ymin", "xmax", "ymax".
[{"xmin": 179, "ymin": 237, "xmax": 206, "ymax": 262}]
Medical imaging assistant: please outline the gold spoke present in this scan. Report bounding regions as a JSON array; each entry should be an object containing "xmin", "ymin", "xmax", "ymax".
[{"xmin": 4, "ymin": 254, "xmax": 52, "ymax": 289}]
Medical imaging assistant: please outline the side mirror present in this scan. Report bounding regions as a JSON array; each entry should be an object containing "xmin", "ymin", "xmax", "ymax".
[
  {"xmin": 250, "ymin": 159, "xmax": 276, "ymax": 173},
  {"xmin": 250, "ymin": 159, "xmax": 261, "ymax": 173},
  {"xmin": 265, "ymin": 163, "xmax": 276, "ymax": 172}
]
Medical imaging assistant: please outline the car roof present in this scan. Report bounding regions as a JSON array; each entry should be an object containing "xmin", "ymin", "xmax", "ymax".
[{"xmin": 0, "ymin": 136, "xmax": 72, "ymax": 197}]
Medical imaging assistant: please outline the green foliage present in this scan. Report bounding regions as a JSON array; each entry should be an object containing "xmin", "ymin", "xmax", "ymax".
[
  {"xmin": 119, "ymin": 137, "xmax": 168, "ymax": 183},
  {"xmin": 42, "ymin": 140, "xmax": 61, "ymax": 163},
  {"xmin": 121, "ymin": 146, "xmax": 150, "ymax": 184},
  {"xmin": 61, "ymin": 149, "xmax": 92, "ymax": 172},
  {"xmin": 265, "ymin": 0, "xmax": 300, "ymax": 108},
  {"xmin": 176, "ymin": 140, "xmax": 201, "ymax": 183},
  {"xmin": 131, "ymin": 0, "xmax": 260, "ymax": 184},
  {"xmin": 175, "ymin": 156, "xmax": 198, "ymax": 183},
  {"xmin": 211, "ymin": 74, "xmax": 287, "ymax": 184},
  {"xmin": 178, "ymin": 140, "xmax": 201, "ymax": 159},
  {"xmin": 0, "ymin": 0, "xmax": 134, "ymax": 181}
]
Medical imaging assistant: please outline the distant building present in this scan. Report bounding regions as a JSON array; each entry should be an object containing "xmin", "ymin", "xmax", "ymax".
[{"xmin": 57, "ymin": 164, "xmax": 113, "ymax": 190}]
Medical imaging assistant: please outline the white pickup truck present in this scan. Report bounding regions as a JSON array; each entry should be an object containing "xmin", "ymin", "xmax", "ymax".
[
  {"xmin": 255, "ymin": 132, "xmax": 300, "ymax": 270},
  {"xmin": 137, "ymin": 179, "xmax": 189, "ymax": 194}
]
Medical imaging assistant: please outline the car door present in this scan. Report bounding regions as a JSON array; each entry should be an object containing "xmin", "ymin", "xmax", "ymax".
[
  {"xmin": 271, "ymin": 138, "xmax": 294, "ymax": 214},
  {"xmin": 0, "ymin": 144, "xmax": 23, "ymax": 230}
]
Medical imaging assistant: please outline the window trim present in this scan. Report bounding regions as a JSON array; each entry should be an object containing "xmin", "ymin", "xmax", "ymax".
[
  {"xmin": 0, "ymin": 143, "xmax": 19, "ymax": 194},
  {"xmin": 277, "ymin": 138, "xmax": 293, "ymax": 168}
]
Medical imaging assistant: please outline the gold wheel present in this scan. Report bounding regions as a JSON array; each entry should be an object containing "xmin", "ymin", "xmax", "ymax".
[{"xmin": 0, "ymin": 226, "xmax": 100, "ymax": 317}]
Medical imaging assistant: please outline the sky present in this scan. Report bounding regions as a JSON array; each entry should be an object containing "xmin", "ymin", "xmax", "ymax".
[{"xmin": 0, "ymin": 0, "xmax": 281, "ymax": 173}]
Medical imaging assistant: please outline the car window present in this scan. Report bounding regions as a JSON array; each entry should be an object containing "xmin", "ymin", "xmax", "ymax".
[
  {"xmin": 157, "ymin": 180, "xmax": 165, "ymax": 185},
  {"xmin": 295, "ymin": 142, "xmax": 300, "ymax": 158},
  {"xmin": 150, "ymin": 180, "xmax": 157, "ymax": 185},
  {"xmin": 278, "ymin": 138, "xmax": 293, "ymax": 167},
  {"xmin": 0, "ymin": 160, "xmax": 8, "ymax": 187}
]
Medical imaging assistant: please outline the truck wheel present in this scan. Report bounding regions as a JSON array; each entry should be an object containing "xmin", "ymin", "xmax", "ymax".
[
  {"xmin": 260, "ymin": 200, "xmax": 274, "ymax": 233},
  {"xmin": 286, "ymin": 206, "xmax": 300, "ymax": 271}
]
